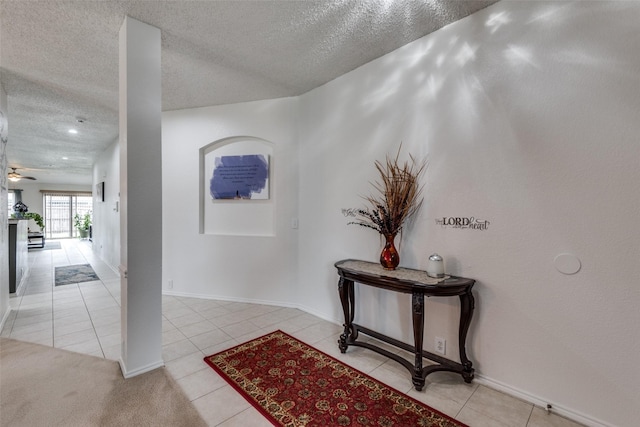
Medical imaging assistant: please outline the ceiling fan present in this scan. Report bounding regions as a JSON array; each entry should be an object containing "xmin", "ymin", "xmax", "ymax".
[{"xmin": 8, "ymin": 167, "xmax": 37, "ymax": 182}]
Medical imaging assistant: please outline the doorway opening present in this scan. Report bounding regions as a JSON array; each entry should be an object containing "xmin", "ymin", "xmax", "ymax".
[{"xmin": 42, "ymin": 191, "xmax": 93, "ymax": 239}]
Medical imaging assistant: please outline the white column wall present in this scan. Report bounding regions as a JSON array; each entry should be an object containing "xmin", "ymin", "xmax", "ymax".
[
  {"xmin": 161, "ymin": 98, "xmax": 299, "ymax": 306},
  {"xmin": 92, "ymin": 139, "xmax": 120, "ymax": 272},
  {"xmin": 297, "ymin": 2, "xmax": 639, "ymax": 427},
  {"xmin": 118, "ymin": 17, "xmax": 163, "ymax": 377}
]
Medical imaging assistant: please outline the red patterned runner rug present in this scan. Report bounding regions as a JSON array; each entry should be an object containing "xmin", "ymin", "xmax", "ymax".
[{"xmin": 204, "ymin": 330, "xmax": 467, "ymax": 427}]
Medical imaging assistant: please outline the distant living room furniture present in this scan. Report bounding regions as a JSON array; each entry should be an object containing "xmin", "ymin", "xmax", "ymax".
[
  {"xmin": 28, "ymin": 231, "xmax": 45, "ymax": 249},
  {"xmin": 335, "ymin": 259, "xmax": 476, "ymax": 391}
]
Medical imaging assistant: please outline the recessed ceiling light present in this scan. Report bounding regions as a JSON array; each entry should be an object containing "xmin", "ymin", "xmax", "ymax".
[
  {"xmin": 69, "ymin": 129, "xmax": 78, "ymax": 134},
  {"xmin": 62, "ymin": 157, "xmax": 69, "ymax": 160}
]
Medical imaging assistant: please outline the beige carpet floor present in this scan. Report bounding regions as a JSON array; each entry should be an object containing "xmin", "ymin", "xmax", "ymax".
[{"xmin": 0, "ymin": 338, "xmax": 206, "ymax": 427}]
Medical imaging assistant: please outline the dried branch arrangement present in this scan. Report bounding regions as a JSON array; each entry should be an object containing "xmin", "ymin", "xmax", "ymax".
[{"xmin": 344, "ymin": 145, "xmax": 426, "ymax": 236}]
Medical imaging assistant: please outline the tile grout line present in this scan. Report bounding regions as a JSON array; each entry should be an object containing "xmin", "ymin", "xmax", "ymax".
[
  {"xmin": 76, "ymin": 243, "xmax": 109, "ymax": 359},
  {"xmin": 524, "ymin": 404, "xmax": 535, "ymax": 426},
  {"xmin": 53, "ymin": 241, "xmax": 103, "ymax": 356},
  {"xmin": 79, "ymin": 284, "xmax": 106, "ymax": 358},
  {"xmin": 49, "ymin": 248, "xmax": 57, "ymax": 346},
  {"xmin": 454, "ymin": 378, "xmax": 478, "ymax": 420}
]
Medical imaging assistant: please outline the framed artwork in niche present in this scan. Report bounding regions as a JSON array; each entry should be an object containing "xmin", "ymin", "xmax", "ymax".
[
  {"xmin": 210, "ymin": 154, "xmax": 269, "ymax": 200},
  {"xmin": 96, "ymin": 181, "xmax": 104, "ymax": 202}
]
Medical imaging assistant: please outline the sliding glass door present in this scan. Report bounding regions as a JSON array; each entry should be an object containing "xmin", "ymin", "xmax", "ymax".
[{"xmin": 42, "ymin": 192, "xmax": 92, "ymax": 239}]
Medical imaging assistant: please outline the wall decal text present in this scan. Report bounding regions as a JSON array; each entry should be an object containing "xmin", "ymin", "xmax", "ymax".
[{"xmin": 436, "ymin": 217, "xmax": 490, "ymax": 230}]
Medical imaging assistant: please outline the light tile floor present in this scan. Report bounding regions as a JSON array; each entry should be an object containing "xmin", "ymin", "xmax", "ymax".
[{"xmin": 1, "ymin": 239, "xmax": 584, "ymax": 427}]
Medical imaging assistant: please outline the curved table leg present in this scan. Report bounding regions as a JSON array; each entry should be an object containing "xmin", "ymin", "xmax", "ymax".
[
  {"xmin": 338, "ymin": 277, "xmax": 355, "ymax": 353},
  {"xmin": 411, "ymin": 292, "xmax": 425, "ymax": 391},
  {"xmin": 458, "ymin": 289, "xmax": 475, "ymax": 382}
]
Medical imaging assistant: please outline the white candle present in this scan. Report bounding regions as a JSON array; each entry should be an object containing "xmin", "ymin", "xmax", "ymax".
[{"xmin": 427, "ymin": 254, "xmax": 444, "ymax": 278}]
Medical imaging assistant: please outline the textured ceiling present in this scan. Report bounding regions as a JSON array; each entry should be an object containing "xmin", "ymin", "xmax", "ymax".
[{"xmin": 1, "ymin": 0, "xmax": 497, "ymax": 185}]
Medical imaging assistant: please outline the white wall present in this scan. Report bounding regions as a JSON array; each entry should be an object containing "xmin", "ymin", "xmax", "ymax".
[
  {"xmin": 92, "ymin": 139, "xmax": 120, "ymax": 272},
  {"xmin": 162, "ymin": 98, "xmax": 299, "ymax": 305},
  {"xmin": 297, "ymin": 2, "xmax": 639, "ymax": 427}
]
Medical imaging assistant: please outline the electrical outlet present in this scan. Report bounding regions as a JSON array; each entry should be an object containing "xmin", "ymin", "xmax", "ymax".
[
  {"xmin": 168, "ymin": 279, "xmax": 173, "ymax": 289},
  {"xmin": 435, "ymin": 337, "xmax": 446, "ymax": 355}
]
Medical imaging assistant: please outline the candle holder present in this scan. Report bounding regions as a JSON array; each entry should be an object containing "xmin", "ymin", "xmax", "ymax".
[{"xmin": 427, "ymin": 253, "xmax": 444, "ymax": 278}]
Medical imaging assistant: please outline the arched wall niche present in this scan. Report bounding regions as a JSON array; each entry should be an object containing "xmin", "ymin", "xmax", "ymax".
[{"xmin": 199, "ymin": 136, "xmax": 275, "ymax": 236}]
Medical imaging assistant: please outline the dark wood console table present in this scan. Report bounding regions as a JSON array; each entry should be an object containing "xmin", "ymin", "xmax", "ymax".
[
  {"xmin": 28, "ymin": 232, "xmax": 45, "ymax": 249},
  {"xmin": 335, "ymin": 259, "xmax": 475, "ymax": 391}
]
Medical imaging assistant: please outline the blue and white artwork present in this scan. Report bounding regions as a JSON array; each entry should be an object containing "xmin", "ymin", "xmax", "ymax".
[{"xmin": 210, "ymin": 154, "xmax": 269, "ymax": 200}]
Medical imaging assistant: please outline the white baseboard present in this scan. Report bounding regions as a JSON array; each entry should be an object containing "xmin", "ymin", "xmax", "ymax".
[
  {"xmin": 119, "ymin": 358, "xmax": 164, "ymax": 379},
  {"xmin": 474, "ymin": 374, "xmax": 613, "ymax": 427},
  {"xmin": 14, "ymin": 265, "xmax": 29, "ymax": 296},
  {"xmin": 161, "ymin": 290, "xmax": 343, "ymax": 326},
  {"xmin": 105, "ymin": 261, "xmax": 120, "ymax": 277},
  {"xmin": 293, "ymin": 302, "xmax": 343, "ymax": 326},
  {"xmin": 162, "ymin": 290, "xmax": 298, "ymax": 310}
]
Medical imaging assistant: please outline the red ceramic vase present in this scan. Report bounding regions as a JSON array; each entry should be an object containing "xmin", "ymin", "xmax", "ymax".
[{"xmin": 380, "ymin": 233, "xmax": 399, "ymax": 270}]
